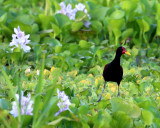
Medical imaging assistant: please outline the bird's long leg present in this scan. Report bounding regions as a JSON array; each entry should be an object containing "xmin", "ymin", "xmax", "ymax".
[
  {"xmin": 117, "ymin": 84, "xmax": 120, "ymax": 97},
  {"xmin": 97, "ymin": 82, "xmax": 106, "ymax": 102}
]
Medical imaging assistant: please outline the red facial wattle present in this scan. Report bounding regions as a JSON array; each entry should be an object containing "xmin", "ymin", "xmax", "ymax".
[{"xmin": 122, "ymin": 47, "xmax": 131, "ymax": 55}]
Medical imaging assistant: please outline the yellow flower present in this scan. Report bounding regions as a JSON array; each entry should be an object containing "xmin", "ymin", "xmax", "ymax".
[
  {"xmin": 136, "ymin": 80, "xmax": 140, "ymax": 84},
  {"xmin": 67, "ymin": 70, "xmax": 78, "ymax": 77},
  {"xmin": 43, "ymin": 69, "xmax": 50, "ymax": 76},
  {"xmin": 110, "ymin": 86, "xmax": 116, "ymax": 93},
  {"xmin": 147, "ymin": 92, "xmax": 149, "ymax": 96},
  {"xmin": 104, "ymin": 93, "xmax": 111, "ymax": 100},
  {"xmin": 76, "ymin": 94, "xmax": 80, "ymax": 97},
  {"xmin": 157, "ymin": 97, "xmax": 160, "ymax": 100},
  {"xmin": 50, "ymin": 66, "xmax": 55, "ymax": 72},
  {"xmin": 88, "ymin": 74, "xmax": 93, "ymax": 77}
]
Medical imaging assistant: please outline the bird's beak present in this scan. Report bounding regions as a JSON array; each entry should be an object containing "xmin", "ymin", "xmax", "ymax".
[{"xmin": 125, "ymin": 51, "xmax": 131, "ymax": 55}]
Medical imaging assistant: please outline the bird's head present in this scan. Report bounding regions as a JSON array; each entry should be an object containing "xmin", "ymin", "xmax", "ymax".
[{"xmin": 117, "ymin": 46, "xmax": 131, "ymax": 56}]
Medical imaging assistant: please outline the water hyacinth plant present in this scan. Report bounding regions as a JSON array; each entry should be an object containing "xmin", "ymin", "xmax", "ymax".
[
  {"xmin": 9, "ymin": 26, "xmax": 31, "ymax": 52},
  {"xmin": 10, "ymin": 91, "xmax": 33, "ymax": 117},
  {"xmin": 55, "ymin": 89, "xmax": 71, "ymax": 116},
  {"xmin": 56, "ymin": 2, "xmax": 91, "ymax": 28}
]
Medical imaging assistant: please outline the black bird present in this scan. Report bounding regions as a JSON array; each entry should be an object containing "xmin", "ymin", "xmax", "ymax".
[{"xmin": 97, "ymin": 46, "xmax": 130, "ymax": 102}]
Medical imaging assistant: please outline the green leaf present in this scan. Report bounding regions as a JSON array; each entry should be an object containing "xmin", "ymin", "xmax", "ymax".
[
  {"xmin": 55, "ymin": 13, "xmax": 70, "ymax": 28},
  {"xmin": 79, "ymin": 40, "xmax": 91, "ymax": 49},
  {"xmin": 89, "ymin": 6, "xmax": 108, "ymax": 20},
  {"xmin": 48, "ymin": 117, "xmax": 72, "ymax": 125},
  {"xmin": 110, "ymin": 10, "xmax": 125, "ymax": 19},
  {"xmin": 111, "ymin": 111, "xmax": 133, "ymax": 128},
  {"xmin": 122, "ymin": 28, "xmax": 133, "ymax": 40},
  {"xmin": 79, "ymin": 105, "xmax": 88, "ymax": 115},
  {"xmin": 72, "ymin": 22, "xmax": 84, "ymax": 32},
  {"xmin": 52, "ymin": 23, "xmax": 61, "ymax": 37},
  {"xmin": 142, "ymin": 110, "xmax": 154, "ymax": 125},
  {"xmin": 0, "ymin": 13, "xmax": 7, "ymax": 23},
  {"xmin": 16, "ymin": 15, "xmax": 34, "ymax": 25},
  {"xmin": 91, "ymin": 21, "xmax": 102, "ymax": 33},
  {"xmin": 110, "ymin": 98, "xmax": 141, "ymax": 118},
  {"xmin": 75, "ymin": 11, "xmax": 89, "ymax": 21},
  {"xmin": 0, "ymin": 99, "xmax": 11, "ymax": 110},
  {"xmin": 137, "ymin": 19, "xmax": 150, "ymax": 33},
  {"xmin": 120, "ymin": 1, "xmax": 137, "ymax": 12}
]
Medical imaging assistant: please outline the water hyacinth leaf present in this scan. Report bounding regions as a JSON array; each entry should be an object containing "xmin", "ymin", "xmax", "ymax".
[
  {"xmin": 48, "ymin": 117, "xmax": 72, "ymax": 125},
  {"xmin": 52, "ymin": 23, "xmax": 61, "ymax": 37},
  {"xmin": 111, "ymin": 111, "xmax": 133, "ymax": 128},
  {"xmin": 71, "ymin": 97, "xmax": 80, "ymax": 107},
  {"xmin": 75, "ymin": 11, "xmax": 89, "ymax": 21},
  {"xmin": 110, "ymin": 10, "xmax": 125, "ymax": 19},
  {"xmin": 38, "ymin": 14, "xmax": 55, "ymax": 29},
  {"xmin": 120, "ymin": 1, "xmax": 137, "ymax": 12},
  {"xmin": 8, "ymin": 21, "xmax": 32, "ymax": 34},
  {"xmin": 30, "ymin": 34, "xmax": 40, "ymax": 43},
  {"xmin": 142, "ymin": 110, "xmax": 154, "ymax": 125},
  {"xmin": 91, "ymin": 21, "xmax": 102, "ymax": 33},
  {"xmin": 0, "ymin": 13, "xmax": 7, "ymax": 23},
  {"xmin": 80, "ymin": 88, "xmax": 90, "ymax": 96},
  {"xmin": 108, "ymin": 18, "xmax": 125, "ymax": 30},
  {"xmin": 110, "ymin": 98, "xmax": 141, "ymax": 118},
  {"xmin": 55, "ymin": 13, "xmax": 70, "ymax": 28},
  {"xmin": 88, "ymin": 6, "xmax": 108, "ymax": 20},
  {"xmin": 16, "ymin": 15, "xmax": 34, "ymax": 25},
  {"xmin": 22, "ymin": 115, "xmax": 32, "ymax": 127},
  {"xmin": 0, "ymin": 99, "xmax": 11, "ymax": 110},
  {"xmin": 122, "ymin": 28, "xmax": 133, "ymax": 40},
  {"xmin": 31, "ymin": 24, "xmax": 39, "ymax": 34},
  {"xmin": 72, "ymin": 22, "xmax": 84, "ymax": 32},
  {"xmin": 79, "ymin": 40, "xmax": 91, "ymax": 49},
  {"xmin": 137, "ymin": 19, "xmax": 150, "ymax": 33},
  {"xmin": 79, "ymin": 105, "xmax": 88, "ymax": 115},
  {"xmin": 93, "ymin": 110, "xmax": 112, "ymax": 128}
]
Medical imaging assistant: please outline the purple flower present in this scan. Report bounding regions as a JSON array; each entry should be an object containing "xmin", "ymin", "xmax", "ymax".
[
  {"xmin": 9, "ymin": 26, "xmax": 31, "ymax": 52},
  {"xmin": 84, "ymin": 21, "xmax": 91, "ymax": 28},
  {"xmin": 10, "ymin": 91, "xmax": 33, "ymax": 117},
  {"xmin": 75, "ymin": 3, "xmax": 85, "ymax": 11},
  {"xmin": 56, "ymin": 2, "xmax": 91, "ymax": 27},
  {"xmin": 55, "ymin": 89, "xmax": 71, "ymax": 116}
]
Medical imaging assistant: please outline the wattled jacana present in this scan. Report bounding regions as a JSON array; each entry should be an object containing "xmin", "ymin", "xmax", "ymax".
[{"xmin": 97, "ymin": 46, "xmax": 131, "ymax": 102}]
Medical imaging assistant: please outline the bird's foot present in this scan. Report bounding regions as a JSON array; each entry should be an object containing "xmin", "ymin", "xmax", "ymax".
[
  {"xmin": 117, "ymin": 92, "xmax": 120, "ymax": 97},
  {"xmin": 97, "ymin": 96, "xmax": 102, "ymax": 102}
]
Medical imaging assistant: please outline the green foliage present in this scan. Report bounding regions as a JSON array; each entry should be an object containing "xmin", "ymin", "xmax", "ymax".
[{"xmin": 0, "ymin": 0, "xmax": 160, "ymax": 127}]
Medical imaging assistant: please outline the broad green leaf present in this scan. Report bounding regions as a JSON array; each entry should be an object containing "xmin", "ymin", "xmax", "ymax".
[
  {"xmin": 0, "ymin": 99, "xmax": 11, "ymax": 110},
  {"xmin": 72, "ymin": 22, "xmax": 84, "ymax": 32},
  {"xmin": 111, "ymin": 111, "xmax": 133, "ymax": 128},
  {"xmin": 111, "ymin": 98, "xmax": 141, "ymax": 118},
  {"xmin": 110, "ymin": 10, "xmax": 125, "ymax": 19},
  {"xmin": 0, "ymin": 13, "xmax": 7, "ymax": 23},
  {"xmin": 16, "ymin": 15, "xmax": 34, "ymax": 25},
  {"xmin": 79, "ymin": 40, "xmax": 91, "ymax": 49},
  {"xmin": 52, "ymin": 23, "xmax": 61, "ymax": 37},
  {"xmin": 137, "ymin": 19, "xmax": 150, "ymax": 33},
  {"xmin": 122, "ymin": 28, "xmax": 133, "ymax": 40},
  {"xmin": 91, "ymin": 20, "xmax": 102, "ymax": 33},
  {"xmin": 75, "ymin": 11, "xmax": 89, "ymax": 21},
  {"xmin": 142, "ymin": 110, "xmax": 154, "ymax": 125},
  {"xmin": 120, "ymin": 1, "xmax": 137, "ymax": 12},
  {"xmin": 89, "ymin": 6, "xmax": 108, "ymax": 20},
  {"xmin": 55, "ymin": 13, "xmax": 70, "ymax": 28}
]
